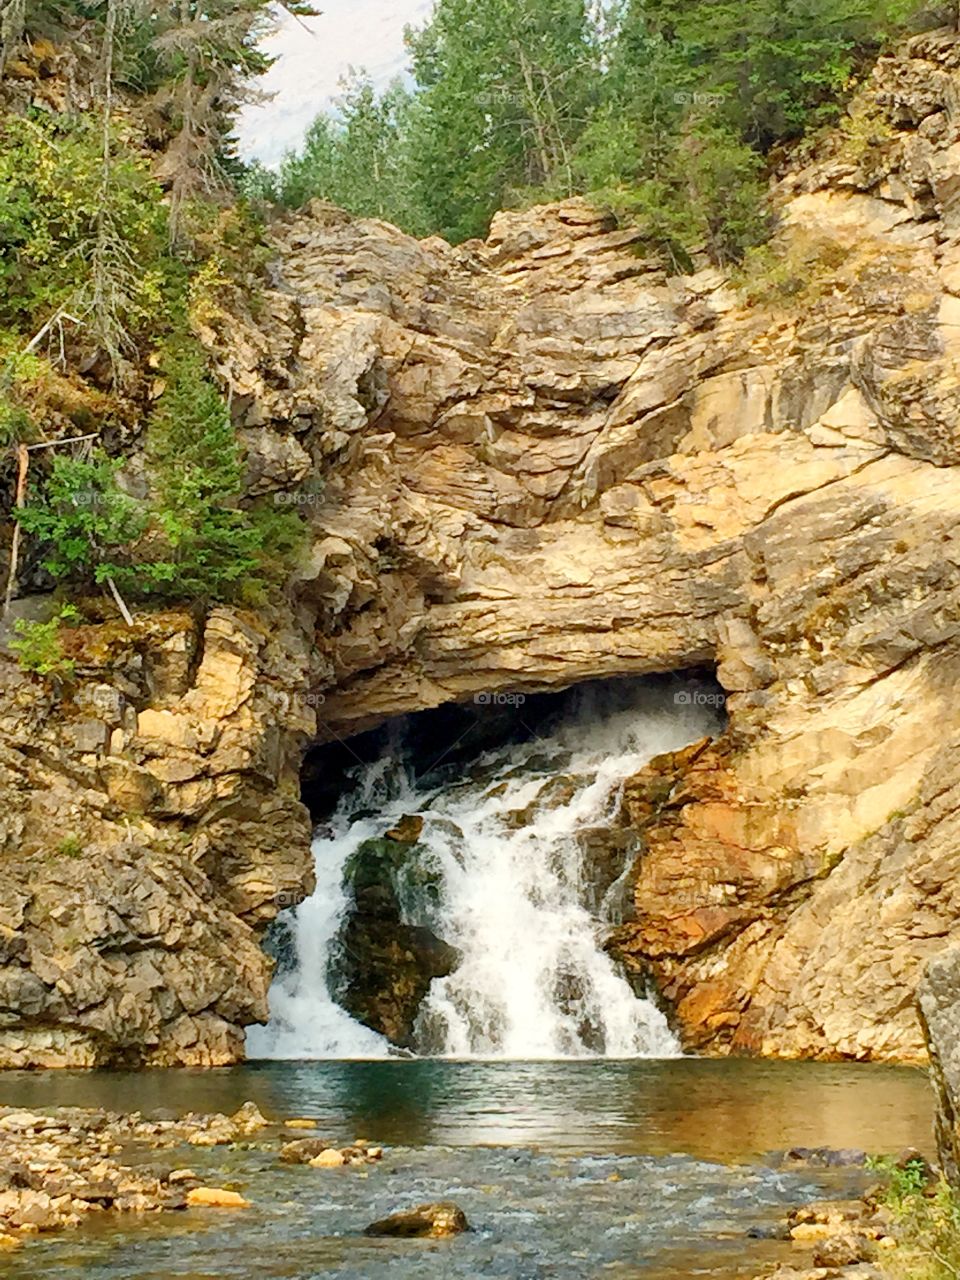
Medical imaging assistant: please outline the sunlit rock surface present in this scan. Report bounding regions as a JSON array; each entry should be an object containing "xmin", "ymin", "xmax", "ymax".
[{"xmin": 5, "ymin": 30, "xmax": 960, "ymax": 1063}]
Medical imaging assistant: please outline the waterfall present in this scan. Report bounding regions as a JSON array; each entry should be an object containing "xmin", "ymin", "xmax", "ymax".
[{"xmin": 247, "ymin": 680, "xmax": 723, "ymax": 1061}]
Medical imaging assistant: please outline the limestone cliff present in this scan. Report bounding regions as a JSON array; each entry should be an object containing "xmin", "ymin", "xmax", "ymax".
[{"xmin": 4, "ymin": 28, "xmax": 960, "ymax": 1065}]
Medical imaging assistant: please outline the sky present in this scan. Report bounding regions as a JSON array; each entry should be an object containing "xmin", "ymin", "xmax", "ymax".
[{"xmin": 236, "ymin": 0, "xmax": 433, "ymax": 167}]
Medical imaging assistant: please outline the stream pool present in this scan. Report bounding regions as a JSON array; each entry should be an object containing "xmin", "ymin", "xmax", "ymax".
[{"xmin": 0, "ymin": 1058, "xmax": 934, "ymax": 1279}]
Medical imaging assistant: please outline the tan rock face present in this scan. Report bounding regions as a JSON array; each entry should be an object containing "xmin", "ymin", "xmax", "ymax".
[
  {"xmin": 0, "ymin": 607, "xmax": 315, "ymax": 1067},
  {"xmin": 213, "ymin": 29, "xmax": 960, "ymax": 1063},
  {"xmin": 6, "ymin": 30, "xmax": 960, "ymax": 1065}
]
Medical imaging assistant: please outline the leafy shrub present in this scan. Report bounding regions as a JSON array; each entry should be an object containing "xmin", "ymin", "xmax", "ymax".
[
  {"xmin": 17, "ymin": 454, "xmax": 146, "ymax": 585},
  {"xmin": 10, "ymin": 603, "xmax": 80, "ymax": 680},
  {"xmin": 868, "ymin": 1153, "xmax": 959, "ymax": 1278},
  {"xmin": 16, "ymin": 346, "xmax": 306, "ymax": 607},
  {"xmin": 0, "ymin": 111, "xmax": 170, "ymax": 353},
  {"xmin": 141, "ymin": 348, "xmax": 304, "ymax": 603},
  {"xmin": 735, "ymin": 233, "xmax": 851, "ymax": 306}
]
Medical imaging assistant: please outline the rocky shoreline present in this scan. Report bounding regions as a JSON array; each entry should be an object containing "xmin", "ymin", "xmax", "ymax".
[{"xmin": 0, "ymin": 1100, "xmax": 385, "ymax": 1252}]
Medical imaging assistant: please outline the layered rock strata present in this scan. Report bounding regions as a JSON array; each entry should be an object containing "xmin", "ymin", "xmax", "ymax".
[{"xmin": 6, "ymin": 29, "xmax": 960, "ymax": 1062}]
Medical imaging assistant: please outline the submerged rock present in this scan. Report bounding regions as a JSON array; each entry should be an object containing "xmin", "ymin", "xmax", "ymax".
[
  {"xmin": 279, "ymin": 1137, "xmax": 335, "ymax": 1164},
  {"xmin": 279, "ymin": 1137, "xmax": 383, "ymax": 1167},
  {"xmin": 364, "ymin": 1201, "xmax": 469, "ymax": 1238}
]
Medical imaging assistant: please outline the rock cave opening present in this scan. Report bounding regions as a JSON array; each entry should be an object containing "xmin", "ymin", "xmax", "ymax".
[
  {"xmin": 299, "ymin": 667, "xmax": 728, "ymax": 823},
  {"xmin": 252, "ymin": 668, "xmax": 728, "ymax": 1061}
]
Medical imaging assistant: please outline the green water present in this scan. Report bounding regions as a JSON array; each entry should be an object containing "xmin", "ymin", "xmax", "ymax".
[
  {"xmin": 0, "ymin": 1058, "xmax": 933, "ymax": 1159},
  {"xmin": 0, "ymin": 1059, "xmax": 934, "ymax": 1279}
]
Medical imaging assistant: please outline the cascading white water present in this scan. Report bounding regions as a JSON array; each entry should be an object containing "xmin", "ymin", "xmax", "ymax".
[{"xmin": 247, "ymin": 680, "xmax": 723, "ymax": 1061}]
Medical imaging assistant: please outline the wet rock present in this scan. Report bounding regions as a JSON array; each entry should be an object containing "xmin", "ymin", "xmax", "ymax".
[
  {"xmin": 364, "ymin": 1201, "xmax": 470, "ymax": 1238},
  {"xmin": 334, "ymin": 836, "xmax": 459, "ymax": 1045},
  {"xmin": 309, "ymin": 1149, "xmax": 346, "ymax": 1168},
  {"xmin": 746, "ymin": 1223, "xmax": 791, "ymax": 1240},
  {"xmin": 279, "ymin": 1137, "xmax": 336, "ymax": 1164},
  {"xmin": 384, "ymin": 815, "xmax": 424, "ymax": 844},
  {"xmin": 812, "ymin": 1231, "xmax": 876, "ymax": 1267},
  {"xmin": 0, "ymin": 1111, "xmax": 49, "ymax": 1133},
  {"xmin": 0, "ymin": 1101, "xmax": 372, "ymax": 1251},
  {"xmin": 185, "ymin": 1187, "xmax": 250, "ymax": 1208},
  {"xmin": 231, "ymin": 1101, "xmax": 269, "ymax": 1135},
  {"xmin": 280, "ymin": 1138, "xmax": 382, "ymax": 1168},
  {"xmin": 773, "ymin": 1148, "xmax": 867, "ymax": 1169},
  {"xmin": 789, "ymin": 1200, "xmax": 871, "ymax": 1227}
]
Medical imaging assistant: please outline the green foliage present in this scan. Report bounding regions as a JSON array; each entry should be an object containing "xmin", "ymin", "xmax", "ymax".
[
  {"xmin": 262, "ymin": 74, "xmax": 429, "ymax": 233},
  {"xmin": 403, "ymin": 0, "xmax": 599, "ymax": 242},
  {"xmin": 17, "ymin": 355, "xmax": 305, "ymax": 605},
  {"xmin": 869, "ymin": 1155, "xmax": 960, "ymax": 1278},
  {"xmin": 17, "ymin": 453, "xmax": 147, "ymax": 585},
  {"xmin": 734, "ymin": 232, "xmax": 850, "ymax": 305},
  {"xmin": 0, "ymin": 111, "xmax": 170, "ymax": 353},
  {"xmin": 0, "ymin": 328, "xmax": 47, "ymax": 446},
  {"xmin": 10, "ymin": 603, "xmax": 80, "ymax": 680},
  {"xmin": 618, "ymin": 0, "xmax": 916, "ymax": 150},
  {"xmin": 569, "ymin": 0, "xmax": 914, "ymax": 263},
  {"xmin": 141, "ymin": 348, "xmax": 266, "ymax": 601},
  {"xmin": 268, "ymin": 0, "xmax": 922, "ymax": 262},
  {"xmin": 0, "ymin": 2, "xmax": 307, "ymax": 615},
  {"xmin": 56, "ymin": 834, "xmax": 84, "ymax": 858}
]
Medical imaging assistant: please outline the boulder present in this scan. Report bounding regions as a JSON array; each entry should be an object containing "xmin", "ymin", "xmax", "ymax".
[
  {"xmin": 333, "ymin": 836, "xmax": 458, "ymax": 1046},
  {"xmin": 278, "ymin": 1137, "xmax": 335, "ymax": 1164},
  {"xmin": 364, "ymin": 1202, "xmax": 469, "ymax": 1238},
  {"xmin": 918, "ymin": 946, "xmax": 960, "ymax": 1184},
  {"xmin": 812, "ymin": 1231, "xmax": 875, "ymax": 1267}
]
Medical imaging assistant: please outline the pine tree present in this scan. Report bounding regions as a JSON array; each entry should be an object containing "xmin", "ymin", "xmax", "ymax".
[
  {"xmin": 404, "ymin": 0, "xmax": 599, "ymax": 241},
  {"xmin": 273, "ymin": 73, "xmax": 426, "ymax": 231},
  {"xmin": 143, "ymin": 348, "xmax": 263, "ymax": 599}
]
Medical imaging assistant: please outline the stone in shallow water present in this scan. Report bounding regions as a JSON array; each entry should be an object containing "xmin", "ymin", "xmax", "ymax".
[
  {"xmin": 186, "ymin": 1187, "xmax": 250, "ymax": 1208},
  {"xmin": 278, "ymin": 1137, "xmax": 335, "ymax": 1164},
  {"xmin": 364, "ymin": 1201, "xmax": 469, "ymax": 1238},
  {"xmin": 309, "ymin": 1149, "xmax": 346, "ymax": 1169},
  {"xmin": 231, "ymin": 1101, "xmax": 269, "ymax": 1134},
  {"xmin": 812, "ymin": 1231, "xmax": 875, "ymax": 1267}
]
